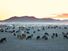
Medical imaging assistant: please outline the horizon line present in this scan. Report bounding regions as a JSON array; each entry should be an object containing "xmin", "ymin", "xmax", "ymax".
[{"xmin": 0, "ymin": 15, "xmax": 68, "ymax": 21}]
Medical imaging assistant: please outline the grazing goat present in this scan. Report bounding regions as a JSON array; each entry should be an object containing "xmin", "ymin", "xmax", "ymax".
[
  {"xmin": 36, "ymin": 36, "xmax": 40, "ymax": 40},
  {"xmin": 0, "ymin": 38, "xmax": 6, "ymax": 43},
  {"xmin": 26, "ymin": 34, "xmax": 33, "ymax": 40},
  {"xmin": 42, "ymin": 35, "xmax": 48, "ymax": 40}
]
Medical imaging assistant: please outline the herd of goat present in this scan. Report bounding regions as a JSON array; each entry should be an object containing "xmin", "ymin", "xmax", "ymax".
[{"xmin": 0, "ymin": 24, "xmax": 68, "ymax": 43}]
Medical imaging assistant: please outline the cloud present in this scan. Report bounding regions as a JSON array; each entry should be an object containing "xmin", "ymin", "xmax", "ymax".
[
  {"xmin": 57, "ymin": 13, "xmax": 68, "ymax": 18},
  {"xmin": 53, "ymin": 13, "xmax": 68, "ymax": 20}
]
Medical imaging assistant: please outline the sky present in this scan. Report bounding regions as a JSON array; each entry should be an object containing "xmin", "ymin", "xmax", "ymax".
[{"xmin": 0, "ymin": 0, "xmax": 68, "ymax": 20}]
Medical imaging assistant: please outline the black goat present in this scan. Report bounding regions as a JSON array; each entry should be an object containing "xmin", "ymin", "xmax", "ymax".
[
  {"xmin": 36, "ymin": 36, "xmax": 40, "ymax": 40},
  {"xmin": 26, "ymin": 34, "xmax": 33, "ymax": 40},
  {"xmin": 0, "ymin": 38, "xmax": 6, "ymax": 43}
]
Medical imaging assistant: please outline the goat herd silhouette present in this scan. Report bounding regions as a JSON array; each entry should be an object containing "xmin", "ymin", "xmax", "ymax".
[{"xmin": 0, "ymin": 25, "xmax": 68, "ymax": 43}]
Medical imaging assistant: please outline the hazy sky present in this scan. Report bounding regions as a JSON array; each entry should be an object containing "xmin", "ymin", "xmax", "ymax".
[{"xmin": 0, "ymin": 0, "xmax": 68, "ymax": 20}]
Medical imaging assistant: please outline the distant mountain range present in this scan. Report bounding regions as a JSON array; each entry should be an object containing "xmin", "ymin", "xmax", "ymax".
[{"xmin": 0, "ymin": 16, "xmax": 68, "ymax": 22}]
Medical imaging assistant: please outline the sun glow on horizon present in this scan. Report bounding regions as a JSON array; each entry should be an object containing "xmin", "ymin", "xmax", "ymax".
[{"xmin": 0, "ymin": 0, "xmax": 68, "ymax": 20}]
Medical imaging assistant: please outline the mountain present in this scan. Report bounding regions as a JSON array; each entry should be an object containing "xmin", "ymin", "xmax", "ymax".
[
  {"xmin": 0, "ymin": 16, "xmax": 68, "ymax": 22},
  {"xmin": 3, "ymin": 16, "xmax": 38, "ymax": 22}
]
